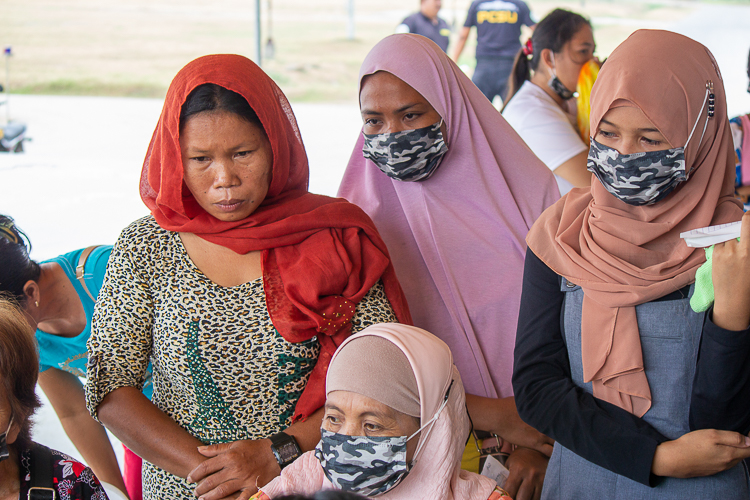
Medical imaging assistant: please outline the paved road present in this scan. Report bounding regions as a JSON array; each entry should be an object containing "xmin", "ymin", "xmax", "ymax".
[{"xmin": 0, "ymin": 95, "xmax": 362, "ymax": 260}]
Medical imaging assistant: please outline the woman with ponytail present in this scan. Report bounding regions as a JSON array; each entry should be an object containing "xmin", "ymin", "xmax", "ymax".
[{"xmin": 502, "ymin": 9, "xmax": 594, "ymax": 195}]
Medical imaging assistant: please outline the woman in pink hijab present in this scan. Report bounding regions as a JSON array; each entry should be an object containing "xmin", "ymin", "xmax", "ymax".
[
  {"xmin": 337, "ymin": 34, "xmax": 559, "ymax": 500},
  {"xmin": 253, "ymin": 323, "xmax": 511, "ymax": 500},
  {"xmin": 513, "ymin": 30, "xmax": 750, "ymax": 498}
]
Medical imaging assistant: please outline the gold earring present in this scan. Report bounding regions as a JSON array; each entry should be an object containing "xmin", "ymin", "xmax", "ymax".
[{"xmin": 35, "ymin": 301, "xmax": 39, "ymax": 308}]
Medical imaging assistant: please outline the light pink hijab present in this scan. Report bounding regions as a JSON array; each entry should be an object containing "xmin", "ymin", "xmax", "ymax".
[
  {"xmin": 337, "ymin": 34, "xmax": 560, "ymax": 399},
  {"xmin": 259, "ymin": 323, "xmax": 497, "ymax": 500}
]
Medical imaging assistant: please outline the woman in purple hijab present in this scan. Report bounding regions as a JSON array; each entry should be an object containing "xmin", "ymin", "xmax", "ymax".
[{"xmin": 338, "ymin": 34, "xmax": 559, "ymax": 500}]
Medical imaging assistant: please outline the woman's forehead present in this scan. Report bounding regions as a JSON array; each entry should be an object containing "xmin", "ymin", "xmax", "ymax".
[
  {"xmin": 326, "ymin": 390, "xmax": 400, "ymax": 420},
  {"xmin": 360, "ymin": 71, "xmax": 430, "ymax": 110}
]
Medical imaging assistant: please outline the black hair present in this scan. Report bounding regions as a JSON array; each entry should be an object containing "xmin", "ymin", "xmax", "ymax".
[
  {"xmin": 503, "ymin": 8, "xmax": 591, "ymax": 110},
  {"xmin": 0, "ymin": 215, "xmax": 40, "ymax": 305},
  {"xmin": 179, "ymin": 83, "xmax": 262, "ymax": 130}
]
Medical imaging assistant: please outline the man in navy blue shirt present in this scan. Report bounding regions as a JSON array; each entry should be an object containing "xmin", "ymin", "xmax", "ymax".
[
  {"xmin": 452, "ymin": 0, "xmax": 535, "ymax": 103},
  {"xmin": 396, "ymin": 0, "xmax": 452, "ymax": 53}
]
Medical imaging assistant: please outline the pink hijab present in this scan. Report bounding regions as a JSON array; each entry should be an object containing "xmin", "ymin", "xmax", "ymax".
[
  {"xmin": 337, "ymin": 34, "xmax": 560, "ymax": 399},
  {"xmin": 259, "ymin": 323, "xmax": 497, "ymax": 500}
]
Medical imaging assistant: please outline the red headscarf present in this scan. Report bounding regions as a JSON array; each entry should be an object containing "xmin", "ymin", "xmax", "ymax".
[{"xmin": 140, "ymin": 54, "xmax": 412, "ymax": 421}]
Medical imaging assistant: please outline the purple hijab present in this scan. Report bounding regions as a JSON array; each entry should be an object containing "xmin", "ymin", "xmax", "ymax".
[{"xmin": 337, "ymin": 34, "xmax": 559, "ymax": 398}]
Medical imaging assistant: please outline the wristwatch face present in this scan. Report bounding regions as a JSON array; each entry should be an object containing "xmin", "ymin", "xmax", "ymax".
[{"xmin": 276, "ymin": 440, "xmax": 300, "ymax": 462}]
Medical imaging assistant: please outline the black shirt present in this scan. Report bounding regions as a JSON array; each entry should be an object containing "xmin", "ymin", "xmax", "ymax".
[
  {"xmin": 691, "ymin": 309, "xmax": 750, "ymax": 434},
  {"xmin": 512, "ymin": 248, "xmax": 750, "ymax": 487}
]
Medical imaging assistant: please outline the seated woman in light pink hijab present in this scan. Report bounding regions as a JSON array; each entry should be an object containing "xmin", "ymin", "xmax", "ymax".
[{"xmin": 252, "ymin": 323, "xmax": 511, "ymax": 500}]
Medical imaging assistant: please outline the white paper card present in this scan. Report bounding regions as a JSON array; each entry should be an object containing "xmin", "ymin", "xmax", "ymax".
[
  {"xmin": 680, "ymin": 221, "xmax": 742, "ymax": 248},
  {"xmin": 481, "ymin": 455, "xmax": 510, "ymax": 489}
]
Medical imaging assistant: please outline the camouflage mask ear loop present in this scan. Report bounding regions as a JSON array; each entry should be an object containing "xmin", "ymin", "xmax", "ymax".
[
  {"xmin": 408, "ymin": 379, "xmax": 454, "ymax": 467},
  {"xmin": 683, "ymin": 81, "xmax": 712, "ymax": 179},
  {"xmin": 0, "ymin": 220, "xmax": 20, "ymax": 245}
]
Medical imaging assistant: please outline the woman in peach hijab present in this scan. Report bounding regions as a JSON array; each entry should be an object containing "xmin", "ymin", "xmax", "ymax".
[{"xmin": 513, "ymin": 30, "xmax": 750, "ymax": 498}]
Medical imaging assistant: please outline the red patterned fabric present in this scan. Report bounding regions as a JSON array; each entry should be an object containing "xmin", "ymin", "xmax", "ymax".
[{"xmin": 139, "ymin": 54, "xmax": 411, "ymax": 420}]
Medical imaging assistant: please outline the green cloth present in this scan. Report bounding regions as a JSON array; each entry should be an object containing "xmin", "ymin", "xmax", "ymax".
[{"xmin": 690, "ymin": 239, "xmax": 740, "ymax": 312}]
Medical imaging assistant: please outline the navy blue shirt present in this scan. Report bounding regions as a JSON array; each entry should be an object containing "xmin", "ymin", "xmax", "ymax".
[
  {"xmin": 463, "ymin": 0, "xmax": 533, "ymax": 58},
  {"xmin": 397, "ymin": 12, "xmax": 451, "ymax": 53}
]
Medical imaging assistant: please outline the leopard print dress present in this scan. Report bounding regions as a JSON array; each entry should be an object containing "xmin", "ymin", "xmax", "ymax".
[{"xmin": 84, "ymin": 216, "xmax": 399, "ymax": 499}]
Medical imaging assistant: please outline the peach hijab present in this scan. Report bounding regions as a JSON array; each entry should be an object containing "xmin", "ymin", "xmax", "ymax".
[{"xmin": 526, "ymin": 30, "xmax": 742, "ymax": 416}]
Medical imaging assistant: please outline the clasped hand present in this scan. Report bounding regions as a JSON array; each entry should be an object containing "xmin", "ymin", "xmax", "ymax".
[
  {"xmin": 652, "ymin": 429, "xmax": 750, "ymax": 478},
  {"xmin": 187, "ymin": 439, "xmax": 280, "ymax": 500},
  {"xmin": 504, "ymin": 447, "xmax": 549, "ymax": 500}
]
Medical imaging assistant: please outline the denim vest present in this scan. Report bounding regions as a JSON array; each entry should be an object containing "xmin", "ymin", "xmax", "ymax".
[{"xmin": 541, "ymin": 278, "xmax": 749, "ymax": 499}]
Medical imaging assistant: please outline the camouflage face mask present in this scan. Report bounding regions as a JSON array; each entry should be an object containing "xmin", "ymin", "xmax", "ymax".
[
  {"xmin": 315, "ymin": 429, "xmax": 410, "ymax": 496},
  {"xmin": 586, "ymin": 138, "xmax": 688, "ymax": 206},
  {"xmin": 588, "ymin": 86, "xmax": 711, "ymax": 206},
  {"xmin": 362, "ymin": 120, "xmax": 448, "ymax": 182}
]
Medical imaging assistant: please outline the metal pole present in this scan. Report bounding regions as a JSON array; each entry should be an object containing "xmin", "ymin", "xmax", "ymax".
[
  {"xmin": 255, "ymin": 0, "xmax": 262, "ymax": 66},
  {"xmin": 4, "ymin": 49, "xmax": 10, "ymax": 123},
  {"xmin": 347, "ymin": 0, "xmax": 355, "ymax": 40}
]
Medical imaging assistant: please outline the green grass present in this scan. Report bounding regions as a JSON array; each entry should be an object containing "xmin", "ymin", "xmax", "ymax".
[{"xmin": 13, "ymin": 79, "xmax": 166, "ymax": 98}]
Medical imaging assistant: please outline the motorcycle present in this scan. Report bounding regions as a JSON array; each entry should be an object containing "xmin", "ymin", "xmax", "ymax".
[
  {"xmin": 0, "ymin": 98, "xmax": 27, "ymax": 152},
  {"xmin": 0, "ymin": 46, "xmax": 29, "ymax": 153}
]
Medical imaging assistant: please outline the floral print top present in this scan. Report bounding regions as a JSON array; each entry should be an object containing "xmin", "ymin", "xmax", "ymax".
[{"xmin": 18, "ymin": 442, "xmax": 108, "ymax": 500}]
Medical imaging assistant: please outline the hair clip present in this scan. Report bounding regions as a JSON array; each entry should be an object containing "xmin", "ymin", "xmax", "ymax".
[
  {"xmin": 706, "ymin": 81, "xmax": 715, "ymax": 118},
  {"xmin": 0, "ymin": 221, "xmax": 19, "ymax": 245},
  {"xmin": 522, "ymin": 38, "xmax": 533, "ymax": 58}
]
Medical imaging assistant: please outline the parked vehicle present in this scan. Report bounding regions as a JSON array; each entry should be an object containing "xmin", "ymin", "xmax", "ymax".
[{"xmin": 1, "ymin": 47, "xmax": 29, "ymax": 153}]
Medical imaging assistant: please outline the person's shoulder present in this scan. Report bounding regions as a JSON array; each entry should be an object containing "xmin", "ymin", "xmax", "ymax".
[
  {"xmin": 400, "ymin": 12, "xmax": 419, "ymax": 24},
  {"xmin": 117, "ymin": 214, "xmax": 171, "ymax": 246},
  {"xmin": 504, "ymin": 83, "xmax": 559, "ymax": 122},
  {"xmin": 32, "ymin": 441, "xmax": 78, "ymax": 464},
  {"xmin": 475, "ymin": 0, "xmax": 522, "ymax": 8},
  {"xmin": 522, "ymin": 85, "xmax": 566, "ymax": 114},
  {"xmin": 397, "ymin": 12, "xmax": 418, "ymax": 32},
  {"xmin": 510, "ymin": 0, "xmax": 531, "ymax": 8},
  {"xmin": 730, "ymin": 113, "xmax": 750, "ymax": 128},
  {"xmin": 120, "ymin": 213, "xmax": 160, "ymax": 234},
  {"xmin": 27, "ymin": 442, "xmax": 101, "ymax": 486}
]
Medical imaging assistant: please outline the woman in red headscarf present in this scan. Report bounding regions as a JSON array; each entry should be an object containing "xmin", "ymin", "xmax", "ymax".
[{"xmin": 84, "ymin": 54, "xmax": 411, "ymax": 500}]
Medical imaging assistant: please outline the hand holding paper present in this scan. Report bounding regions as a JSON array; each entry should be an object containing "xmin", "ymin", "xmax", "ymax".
[{"xmin": 711, "ymin": 212, "xmax": 750, "ymax": 331}]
